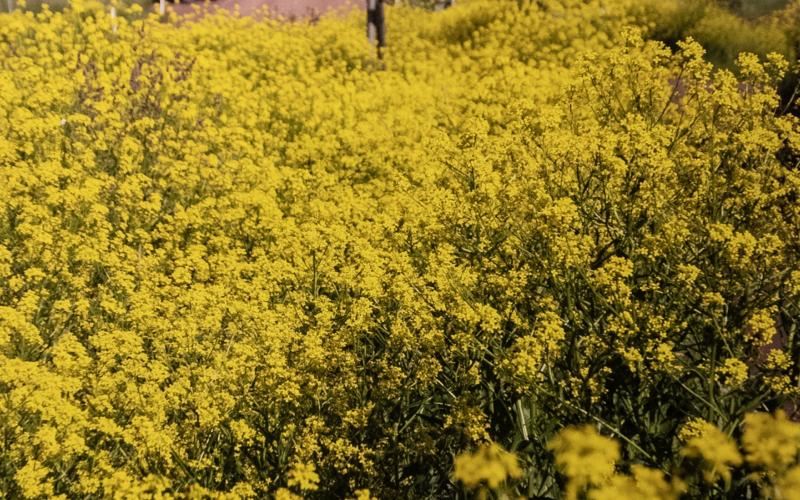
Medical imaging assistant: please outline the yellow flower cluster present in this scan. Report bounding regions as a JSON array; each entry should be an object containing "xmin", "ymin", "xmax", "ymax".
[
  {"xmin": 453, "ymin": 442, "xmax": 522, "ymax": 491},
  {"xmin": 551, "ymin": 413, "xmax": 800, "ymax": 499},
  {"xmin": 547, "ymin": 425, "xmax": 620, "ymax": 499},
  {"xmin": 681, "ymin": 423, "xmax": 743, "ymax": 485},
  {"xmin": 0, "ymin": 0, "xmax": 798, "ymax": 497},
  {"xmin": 546, "ymin": 425, "xmax": 685, "ymax": 500}
]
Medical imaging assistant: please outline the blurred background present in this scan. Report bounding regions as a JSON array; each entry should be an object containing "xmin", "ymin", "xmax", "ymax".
[{"xmin": 4, "ymin": 0, "xmax": 799, "ymax": 82}]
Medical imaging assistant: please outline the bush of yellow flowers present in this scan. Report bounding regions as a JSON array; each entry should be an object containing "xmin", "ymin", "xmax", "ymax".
[{"xmin": 0, "ymin": 0, "xmax": 798, "ymax": 498}]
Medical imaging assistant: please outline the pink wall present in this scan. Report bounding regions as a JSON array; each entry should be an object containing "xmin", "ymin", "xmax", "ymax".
[
  {"xmin": 171, "ymin": 0, "xmax": 361, "ymax": 19},
  {"xmin": 265, "ymin": 0, "xmax": 359, "ymax": 17}
]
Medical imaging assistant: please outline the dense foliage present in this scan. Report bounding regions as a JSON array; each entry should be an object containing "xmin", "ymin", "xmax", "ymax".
[{"xmin": 1, "ymin": 0, "xmax": 799, "ymax": 498}]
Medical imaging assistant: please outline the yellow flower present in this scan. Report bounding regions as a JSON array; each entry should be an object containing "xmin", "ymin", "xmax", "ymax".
[
  {"xmin": 681, "ymin": 425, "xmax": 742, "ymax": 484},
  {"xmin": 718, "ymin": 358, "xmax": 748, "ymax": 387},
  {"xmin": 678, "ymin": 418, "xmax": 715, "ymax": 443},
  {"xmin": 745, "ymin": 308, "xmax": 777, "ymax": 346},
  {"xmin": 453, "ymin": 442, "xmax": 522, "ymax": 490},
  {"xmin": 351, "ymin": 489, "xmax": 377, "ymax": 500},
  {"xmin": 274, "ymin": 488, "xmax": 302, "ymax": 500},
  {"xmin": 287, "ymin": 462, "xmax": 320, "ymax": 492},
  {"xmin": 548, "ymin": 425, "xmax": 620, "ymax": 498},
  {"xmin": 774, "ymin": 466, "xmax": 800, "ymax": 500},
  {"xmin": 743, "ymin": 411, "xmax": 800, "ymax": 473},
  {"xmin": 15, "ymin": 460, "xmax": 52, "ymax": 499},
  {"xmin": 590, "ymin": 465, "xmax": 684, "ymax": 500}
]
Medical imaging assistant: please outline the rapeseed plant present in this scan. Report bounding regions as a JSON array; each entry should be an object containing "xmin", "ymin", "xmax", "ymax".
[{"xmin": 0, "ymin": 0, "xmax": 798, "ymax": 497}]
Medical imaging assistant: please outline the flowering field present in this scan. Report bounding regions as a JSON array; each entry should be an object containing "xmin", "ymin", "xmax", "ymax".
[{"xmin": 1, "ymin": 0, "xmax": 800, "ymax": 498}]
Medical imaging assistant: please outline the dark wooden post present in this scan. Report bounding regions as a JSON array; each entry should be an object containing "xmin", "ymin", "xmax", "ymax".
[
  {"xmin": 435, "ymin": 0, "xmax": 454, "ymax": 10},
  {"xmin": 367, "ymin": 0, "xmax": 386, "ymax": 56}
]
